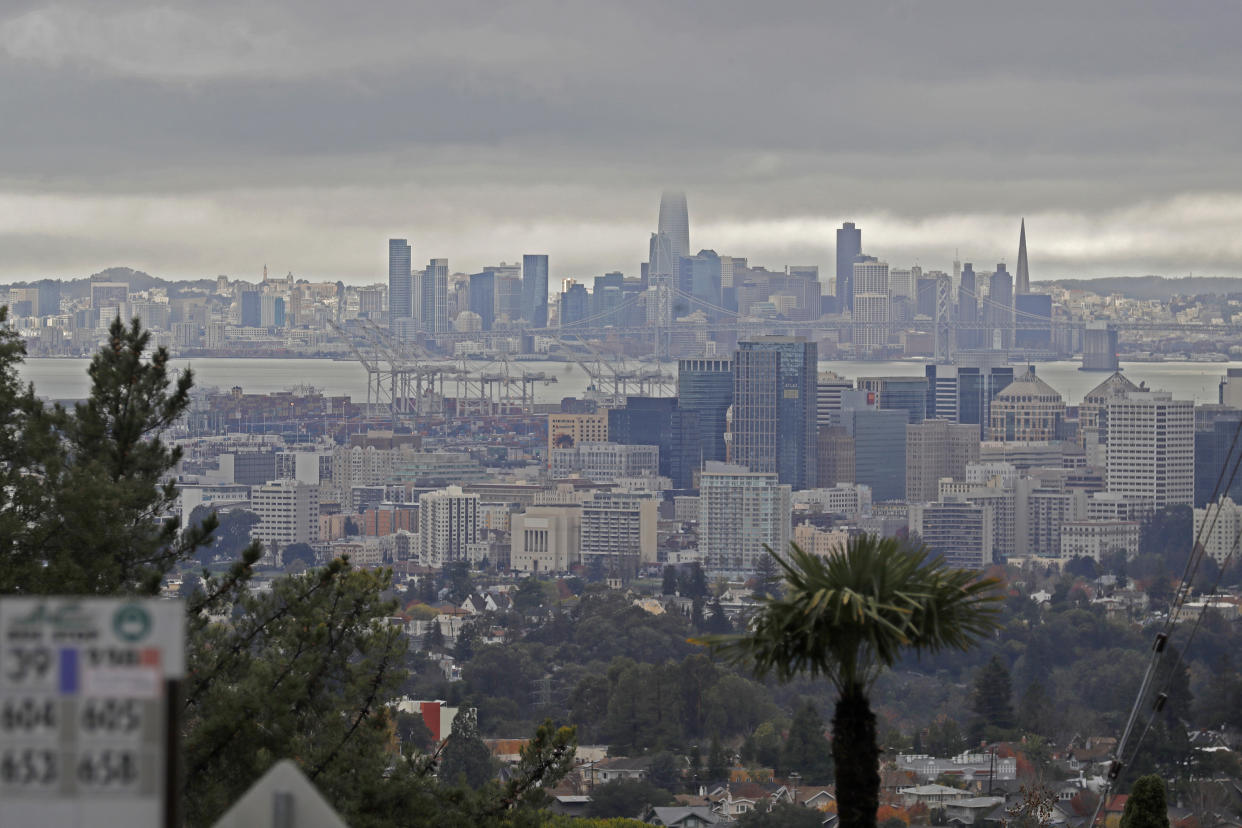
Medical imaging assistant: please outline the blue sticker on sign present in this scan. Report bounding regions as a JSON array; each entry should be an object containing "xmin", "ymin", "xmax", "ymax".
[{"xmin": 59, "ymin": 648, "xmax": 78, "ymax": 694}]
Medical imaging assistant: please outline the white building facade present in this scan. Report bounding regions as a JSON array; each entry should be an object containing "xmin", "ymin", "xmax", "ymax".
[{"xmin": 699, "ymin": 462, "xmax": 792, "ymax": 573}]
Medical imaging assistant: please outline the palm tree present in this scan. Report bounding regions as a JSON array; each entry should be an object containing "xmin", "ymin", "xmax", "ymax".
[{"xmin": 704, "ymin": 536, "xmax": 1002, "ymax": 828}]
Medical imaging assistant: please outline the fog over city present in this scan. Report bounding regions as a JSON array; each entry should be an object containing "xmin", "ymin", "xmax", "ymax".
[{"xmin": 3, "ymin": 0, "xmax": 1242, "ymax": 283}]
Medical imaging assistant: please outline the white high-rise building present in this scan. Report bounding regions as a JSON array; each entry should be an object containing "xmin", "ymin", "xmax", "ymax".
[
  {"xmin": 421, "ymin": 258, "xmax": 449, "ymax": 334},
  {"xmin": 418, "ymin": 485, "xmax": 480, "ymax": 568},
  {"xmin": 251, "ymin": 479, "xmax": 320, "ymax": 548},
  {"xmin": 580, "ymin": 491, "xmax": 659, "ymax": 574},
  {"xmin": 852, "ymin": 259, "xmax": 890, "ymax": 349},
  {"xmin": 1106, "ymin": 391, "xmax": 1194, "ymax": 508},
  {"xmin": 1194, "ymin": 496, "xmax": 1242, "ymax": 566},
  {"xmin": 699, "ymin": 462, "xmax": 791, "ymax": 573}
]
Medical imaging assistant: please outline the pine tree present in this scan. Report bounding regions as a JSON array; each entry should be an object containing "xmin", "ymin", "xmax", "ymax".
[
  {"xmin": 970, "ymin": 655, "xmax": 1015, "ymax": 734},
  {"xmin": 0, "ymin": 316, "xmax": 211, "ymax": 594},
  {"xmin": 183, "ymin": 560, "xmax": 407, "ymax": 826},
  {"xmin": 779, "ymin": 701, "xmax": 834, "ymax": 783},
  {"xmin": 707, "ymin": 734, "xmax": 729, "ymax": 782},
  {"xmin": 706, "ymin": 598, "xmax": 733, "ymax": 634},
  {"xmin": 662, "ymin": 565, "xmax": 678, "ymax": 595},
  {"xmin": 1120, "ymin": 775, "xmax": 1170, "ymax": 828},
  {"xmin": 439, "ymin": 707, "xmax": 497, "ymax": 788}
]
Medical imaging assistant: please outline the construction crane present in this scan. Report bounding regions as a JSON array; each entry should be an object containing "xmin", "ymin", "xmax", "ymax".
[
  {"xmin": 330, "ymin": 319, "xmax": 557, "ymax": 421},
  {"xmin": 555, "ymin": 332, "xmax": 675, "ymax": 406}
]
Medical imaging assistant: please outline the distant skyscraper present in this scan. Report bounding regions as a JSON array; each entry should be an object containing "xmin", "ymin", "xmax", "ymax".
[
  {"xmin": 958, "ymin": 262, "xmax": 979, "ymax": 350},
  {"xmin": 835, "ymin": 222, "xmax": 862, "ymax": 313},
  {"xmin": 1015, "ymin": 219, "xmax": 1030, "ymax": 295},
  {"xmin": 925, "ymin": 361, "xmax": 1016, "ymax": 438},
  {"xmin": 560, "ymin": 283, "xmax": 589, "ymax": 326},
  {"xmin": 422, "ymin": 258, "xmax": 448, "ymax": 333},
  {"xmin": 906, "ymin": 420, "xmax": 980, "ymax": 503},
  {"xmin": 521, "ymin": 254, "xmax": 549, "ymax": 327},
  {"xmin": 731, "ymin": 337, "xmax": 818, "ymax": 490},
  {"xmin": 658, "ymin": 191, "xmax": 690, "ymax": 262},
  {"xmin": 1106, "ymin": 391, "xmax": 1194, "ymax": 508},
  {"xmin": 856, "ymin": 376, "xmax": 928, "ymax": 423},
  {"xmin": 240, "ymin": 290, "xmax": 261, "ymax": 328},
  {"xmin": 608, "ymin": 397, "xmax": 699, "ymax": 489},
  {"xmin": 388, "ymin": 239, "xmax": 412, "ymax": 323},
  {"xmin": 678, "ymin": 357, "xmax": 734, "ymax": 464},
  {"xmin": 468, "ymin": 271, "xmax": 495, "ymax": 330},
  {"xmin": 986, "ymin": 264, "xmax": 1014, "ymax": 349},
  {"xmin": 852, "ymin": 258, "xmax": 889, "ymax": 350},
  {"xmin": 677, "ymin": 249, "xmax": 723, "ymax": 317}
]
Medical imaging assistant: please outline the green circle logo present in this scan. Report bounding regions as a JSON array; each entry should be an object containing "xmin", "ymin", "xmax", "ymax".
[{"xmin": 113, "ymin": 605, "xmax": 151, "ymax": 642}]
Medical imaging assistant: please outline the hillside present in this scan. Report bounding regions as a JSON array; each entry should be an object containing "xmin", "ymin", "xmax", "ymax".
[{"xmin": 1036, "ymin": 275, "xmax": 1242, "ymax": 300}]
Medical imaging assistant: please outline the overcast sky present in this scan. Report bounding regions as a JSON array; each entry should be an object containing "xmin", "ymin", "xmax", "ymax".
[{"xmin": 2, "ymin": 1, "xmax": 1241, "ymax": 285}]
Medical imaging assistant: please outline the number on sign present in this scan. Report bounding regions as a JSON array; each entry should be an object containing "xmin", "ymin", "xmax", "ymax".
[
  {"xmin": 0, "ymin": 698, "xmax": 57, "ymax": 732},
  {"xmin": 76, "ymin": 749, "xmax": 139, "ymax": 788},
  {"xmin": 79, "ymin": 699, "xmax": 142, "ymax": 734},
  {"xmin": 5, "ymin": 648, "xmax": 52, "ymax": 685},
  {"xmin": 0, "ymin": 748, "xmax": 58, "ymax": 787}
]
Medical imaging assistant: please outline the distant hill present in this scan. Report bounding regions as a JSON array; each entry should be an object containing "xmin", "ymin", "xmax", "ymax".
[
  {"xmin": 8, "ymin": 267, "xmax": 220, "ymax": 300},
  {"xmin": 1036, "ymin": 275, "xmax": 1242, "ymax": 300}
]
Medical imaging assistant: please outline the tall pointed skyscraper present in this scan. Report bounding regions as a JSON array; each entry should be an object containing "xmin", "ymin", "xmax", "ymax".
[
  {"xmin": 657, "ymin": 192, "xmax": 690, "ymax": 262},
  {"xmin": 1015, "ymin": 219, "xmax": 1030, "ymax": 295}
]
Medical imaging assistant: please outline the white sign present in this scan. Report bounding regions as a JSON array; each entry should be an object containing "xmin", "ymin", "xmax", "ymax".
[{"xmin": 0, "ymin": 598, "xmax": 184, "ymax": 828}]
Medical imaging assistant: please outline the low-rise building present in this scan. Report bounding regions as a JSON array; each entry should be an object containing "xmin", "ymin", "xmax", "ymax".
[{"xmin": 1060, "ymin": 520, "xmax": 1140, "ymax": 561}]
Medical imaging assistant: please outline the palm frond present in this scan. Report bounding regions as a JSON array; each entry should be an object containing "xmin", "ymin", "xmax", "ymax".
[{"xmin": 698, "ymin": 536, "xmax": 1003, "ymax": 690}]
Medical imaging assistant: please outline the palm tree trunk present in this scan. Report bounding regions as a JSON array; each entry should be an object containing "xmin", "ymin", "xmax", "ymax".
[{"xmin": 833, "ymin": 681, "xmax": 879, "ymax": 828}]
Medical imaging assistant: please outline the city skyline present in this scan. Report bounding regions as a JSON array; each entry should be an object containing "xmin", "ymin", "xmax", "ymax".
[{"xmin": 3, "ymin": 2, "xmax": 1242, "ymax": 283}]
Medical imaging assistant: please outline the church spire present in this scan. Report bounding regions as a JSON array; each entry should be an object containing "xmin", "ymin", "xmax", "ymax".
[{"xmin": 1015, "ymin": 219, "xmax": 1029, "ymax": 294}]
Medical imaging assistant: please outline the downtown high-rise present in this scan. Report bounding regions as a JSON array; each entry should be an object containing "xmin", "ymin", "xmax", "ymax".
[
  {"xmin": 730, "ymin": 337, "xmax": 818, "ymax": 490},
  {"xmin": 657, "ymin": 191, "xmax": 690, "ymax": 262},
  {"xmin": 521, "ymin": 254, "xmax": 549, "ymax": 327},
  {"xmin": 835, "ymin": 221, "xmax": 861, "ymax": 313},
  {"xmin": 421, "ymin": 258, "xmax": 448, "ymax": 334},
  {"xmin": 388, "ymin": 238, "xmax": 412, "ymax": 322}
]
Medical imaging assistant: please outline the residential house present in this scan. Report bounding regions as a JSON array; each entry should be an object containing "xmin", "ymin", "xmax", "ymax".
[
  {"xmin": 943, "ymin": 796, "xmax": 1005, "ymax": 825},
  {"xmin": 587, "ymin": 756, "xmax": 652, "ymax": 786},
  {"xmin": 897, "ymin": 784, "xmax": 972, "ymax": 807},
  {"xmin": 646, "ymin": 806, "xmax": 724, "ymax": 827}
]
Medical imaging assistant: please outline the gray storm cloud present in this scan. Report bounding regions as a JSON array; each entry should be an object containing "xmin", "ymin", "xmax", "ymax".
[{"xmin": 0, "ymin": 0, "xmax": 1240, "ymax": 283}]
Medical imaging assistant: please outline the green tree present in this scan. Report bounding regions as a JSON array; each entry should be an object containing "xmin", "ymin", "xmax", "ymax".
[
  {"xmin": 779, "ymin": 701, "xmax": 834, "ymax": 783},
  {"xmin": 439, "ymin": 707, "xmax": 496, "ymax": 788},
  {"xmin": 282, "ymin": 542, "xmax": 318, "ymax": 568},
  {"xmin": 705, "ymin": 538, "xmax": 1001, "ymax": 828},
  {"xmin": 443, "ymin": 561, "xmax": 475, "ymax": 604},
  {"xmin": 749, "ymin": 721, "xmax": 784, "ymax": 770},
  {"xmin": 705, "ymin": 598, "xmax": 733, "ymax": 634},
  {"xmin": 969, "ymin": 656, "xmax": 1015, "ymax": 736},
  {"xmin": 662, "ymin": 565, "xmax": 679, "ymax": 595},
  {"xmin": 0, "ymin": 316, "xmax": 208, "ymax": 594},
  {"xmin": 514, "ymin": 577, "xmax": 548, "ymax": 614},
  {"xmin": 183, "ymin": 559, "xmax": 407, "ymax": 826},
  {"xmin": 1120, "ymin": 775, "xmax": 1170, "ymax": 828},
  {"xmin": 753, "ymin": 551, "xmax": 782, "ymax": 599},
  {"xmin": 585, "ymin": 779, "xmax": 674, "ymax": 819},
  {"xmin": 647, "ymin": 751, "xmax": 681, "ymax": 794},
  {"xmin": 1018, "ymin": 681, "xmax": 1054, "ymax": 736},
  {"xmin": 707, "ymin": 734, "xmax": 729, "ymax": 782},
  {"xmin": 0, "ymin": 317, "xmax": 585, "ymax": 828}
]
